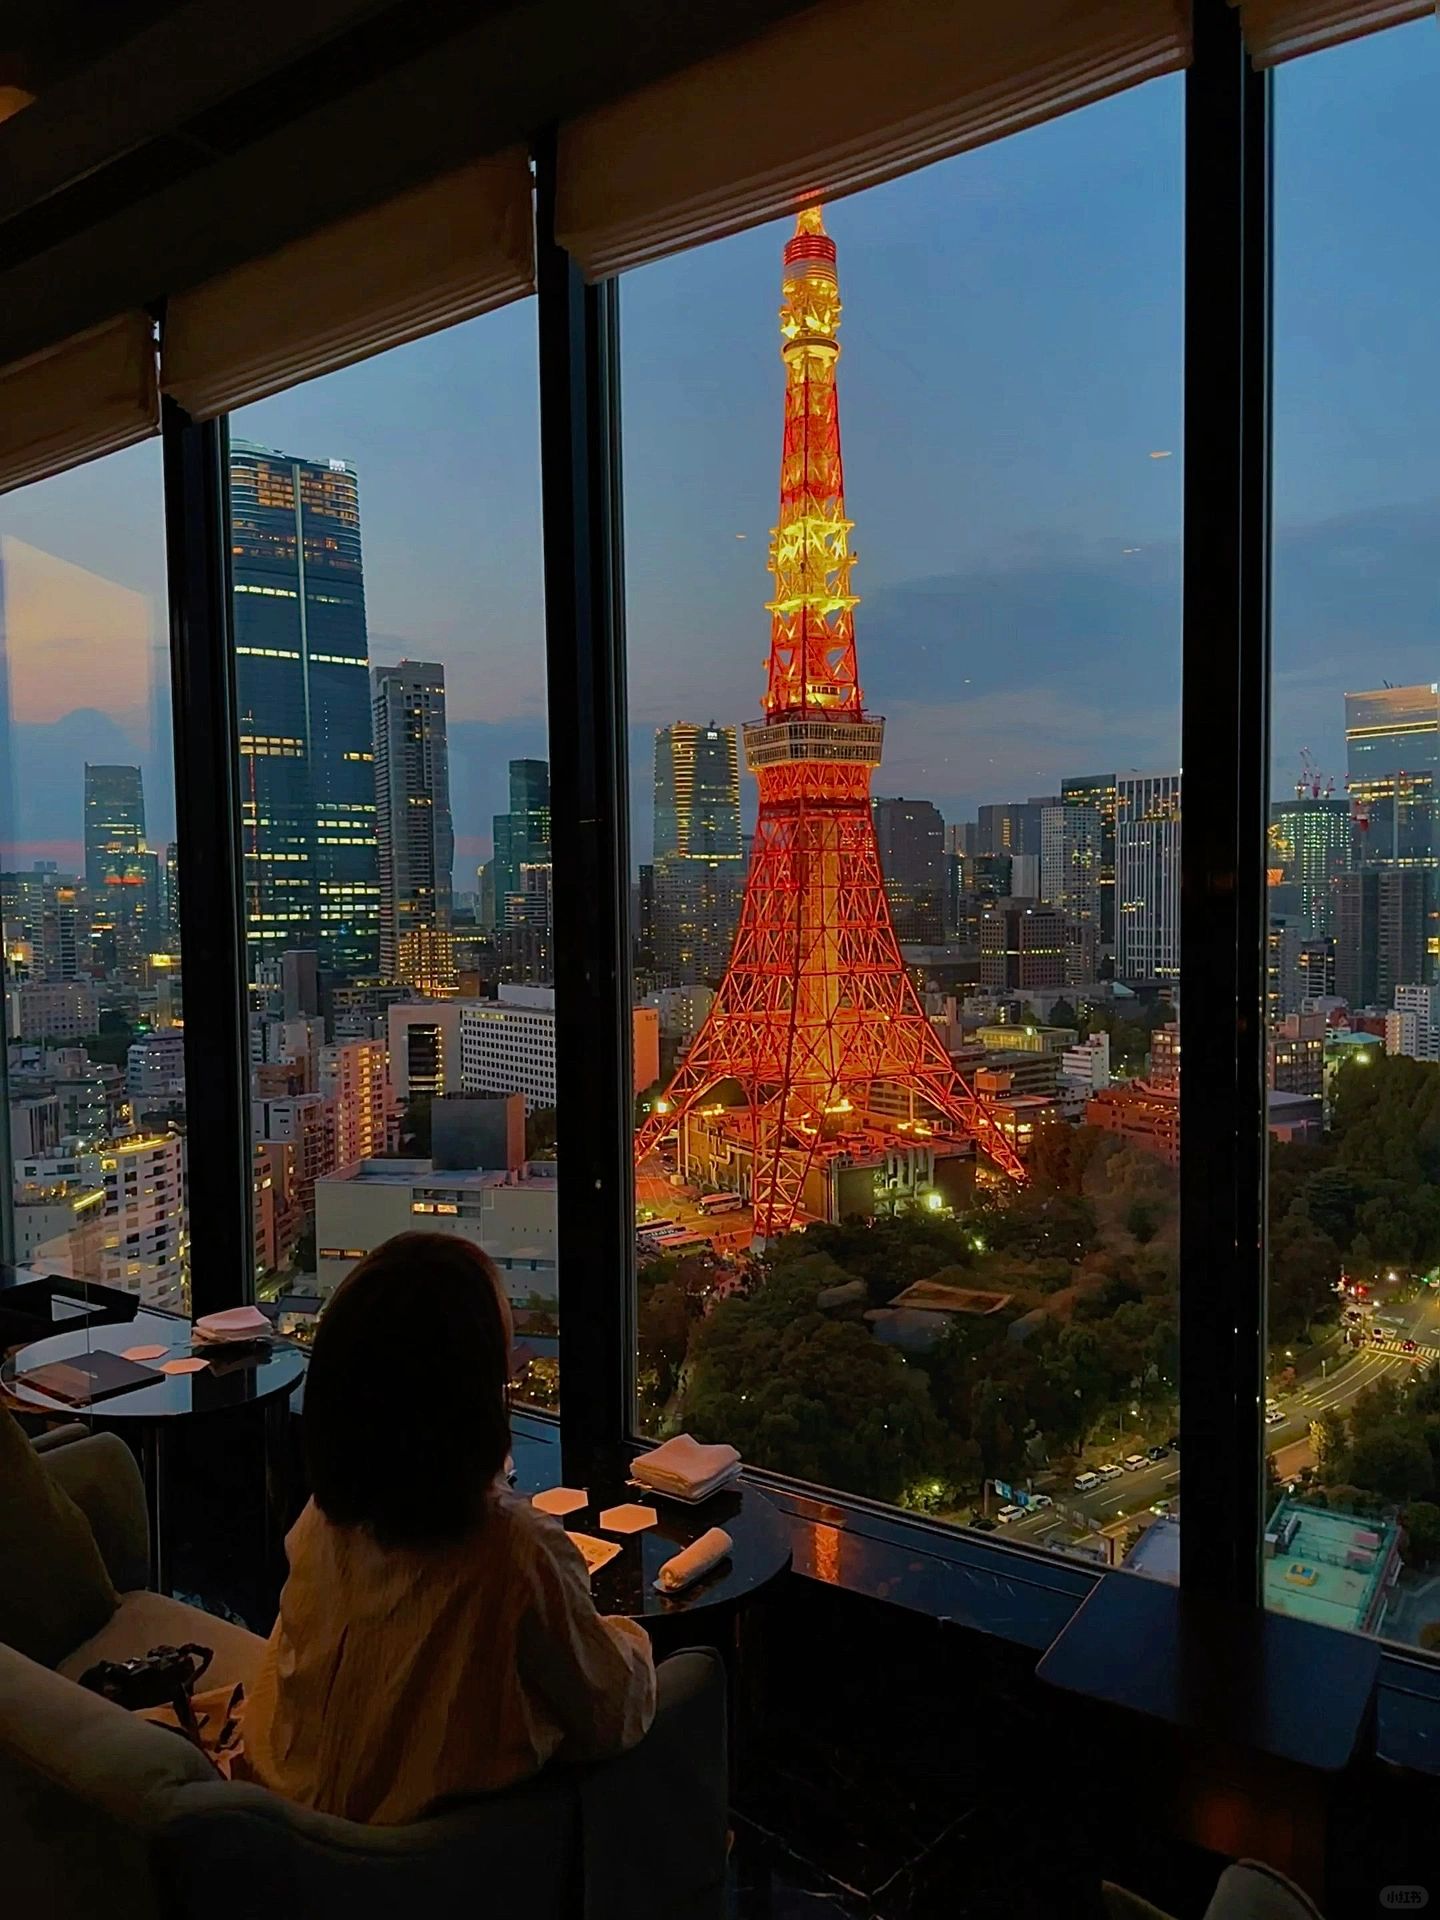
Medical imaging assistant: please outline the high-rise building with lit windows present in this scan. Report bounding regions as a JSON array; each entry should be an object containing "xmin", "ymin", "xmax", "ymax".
[
  {"xmin": 492, "ymin": 759, "xmax": 551, "ymax": 928},
  {"xmin": 1060, "ymin": 774, "xmax": 1117, "ymax": 943},
  {"xmin": 652, "ymin": 723, "xmax": 743, "ymax": 981},
  {"xmin": 83, "ymin": 765, "xmax": 158, "ymax": 959},
  {"xmin": 1115, "ymin": 774, "xmax": 1181, "ymax": 983},
  {"xmin": 372, "ymin": 659, "xmax": 455, "ymax": 994},
  {"xmin": 230, "ymin": 441, "xmax": 380, "ymax": 980},
  {"xmin": 1345, "ymin": 683, "xmax": 1440, "ymax": 868},
  {"xmin": 1269, "ymin": 794, "xmax": 1351, "ymax": 939}
]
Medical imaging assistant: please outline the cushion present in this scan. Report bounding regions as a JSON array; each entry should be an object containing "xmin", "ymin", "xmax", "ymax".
[
  {"xmin": 0, "ymin": 1406, "xmax": 118, "ymax": 1667},
  {"xmin": 59, "ymin": 1589, "xmax": 268, "ymax": 1697}
]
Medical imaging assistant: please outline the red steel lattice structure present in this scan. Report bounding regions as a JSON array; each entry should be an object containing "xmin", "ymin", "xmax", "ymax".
[{"xmin": 635, "ymin": 207, "xmax": 1026, "ymax": 1233}]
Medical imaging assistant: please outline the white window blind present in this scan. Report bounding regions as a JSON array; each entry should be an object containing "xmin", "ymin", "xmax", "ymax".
[
  {"xmin": 161, "ymin": 150, "xmax": 535, "ymax": 421},
  {"xmin": 1230, "ymin": 0, "xmax": 1432, "ymax": 65},
  {"xmin": 556, "ymin": 0, "xmax": 1191, "ymax": 281},
  {"xmin": 0, "ymin": 313, "xmax": 157, "ymax": 499}
]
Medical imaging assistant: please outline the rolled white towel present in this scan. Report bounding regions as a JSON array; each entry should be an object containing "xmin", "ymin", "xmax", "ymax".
[{"xmin": 654, "ymin": 1526, "xmax": 733, "ymax": 1594}]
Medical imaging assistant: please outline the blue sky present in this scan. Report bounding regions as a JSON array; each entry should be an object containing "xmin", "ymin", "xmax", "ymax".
[{"xmin": 2, "ymin": 22, "xmax": 1437, "ymax": 873}]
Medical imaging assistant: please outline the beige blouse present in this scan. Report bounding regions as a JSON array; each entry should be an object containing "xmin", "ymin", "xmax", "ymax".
[{"xmin": 241, "ymin": 1492, "xmax": 657, "ymax": 1825}]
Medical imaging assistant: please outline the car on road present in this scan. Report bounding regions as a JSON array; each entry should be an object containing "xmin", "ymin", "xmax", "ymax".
[
  {"xmin": 1146, "ymin": 1444, "xmax": 1170, "ymax": 1461},
  {"xmin": 1074, "ymin": 1471, "xmax": 1101, "ymax": 1493},
  {"xmin": 1373, "ymin": 1327, "xmax": 1389, "ymax": 1344},
  {"xmin": 970, "ymin": 1514, "xmax": 996, "ymax": 1531},
  {"xmin": 1099, "ymin": 1463, "xmax": 1124, "ymax": 1482},
  {"xmin": 1028, "ymin": 1493, "xmax": 1054, "ymax": 1511},
  {"xmin": 996, "ymin": 1504, "xmax": 1025, "ymax": 1525},
  {"xmin": 1265, "ymin": 1407, "xmax": 1285, "ymax": 1426},
  {"xmin": 1122, "ymin": 1454, "xmax": 1148, "ymax": 1472},
  {"xmin": 1403, "ymin": 1339, "xmax": 1418, "ymax": 1354},
  {"xmin": 1151, "ymin": 1498, "xmax": 1176, "ymax": 1517}
]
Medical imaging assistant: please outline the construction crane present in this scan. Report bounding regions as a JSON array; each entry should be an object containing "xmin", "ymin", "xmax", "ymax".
[{"xmin": 1295, "ymin": 749, "xmax": 1334, "ymax": 801}]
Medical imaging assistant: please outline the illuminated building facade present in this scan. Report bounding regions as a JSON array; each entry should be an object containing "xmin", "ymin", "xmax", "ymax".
[
  {"xmin": 83, "ymin": 764, "xmax": 159, "ymax": 964},
  {"xmin": 634, "ymin": 207, "xmax": 1024, "ymax": 1235},
  {"xmin": 652, "ymin": 722, "xmax": 743, "ymax": 981},
  {"xmin": 372, "ymin": 659, "xmax": 456, "ymax": 994},
  {"xmin": 1269, "ymin": 794, "xmax": 1351, "ymax": 939},
  {"xmin": 1116, "ymin": 774, "xmax": 1181, "ymax": 983},
  {"xmin": 1060, "ymin": 774, "xmax": 1117, "ymax": 943},
  {"xmin": 230, "ymin": 441, "xmax": 380, "ymax": 979},
  {"xmin": 493, "ymin": 760, "xmax": 551, "ymax": 928},
  {"xmin": 1345, "ymin": 683, "xmax": 1440, "ymax": 867}
]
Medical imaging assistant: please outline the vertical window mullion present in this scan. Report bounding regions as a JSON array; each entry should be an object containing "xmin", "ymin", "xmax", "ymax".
[
  {"xmin": 162, "ymin": 399, "xmax": 255, "ymax": 1313},
  {"xmin": 1179, "ymin": 0, "xmax": 1274, "ymax": 1604},
  {"xmin": 535, "ymin": 135, "xmax": 636, "ymax": 1475}
]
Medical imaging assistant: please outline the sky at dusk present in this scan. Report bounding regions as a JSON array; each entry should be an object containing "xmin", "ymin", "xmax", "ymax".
[{"xmin": 1, "ymin": 22, "xmax": 1437, "ymax": 878}]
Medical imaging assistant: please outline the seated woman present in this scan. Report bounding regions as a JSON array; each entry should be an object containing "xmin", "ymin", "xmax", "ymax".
[{"xmin": 242, "ymin": 1233, "xmax": 656, "ymax": 1824}]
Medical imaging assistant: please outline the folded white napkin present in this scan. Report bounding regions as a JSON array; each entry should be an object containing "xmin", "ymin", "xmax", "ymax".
[
  {"xmin": 632, "ymin": 1434, "xmax": 741, "ymax": 1497},
  {"xmin": 655, "ymin": 1527, "xmax": 733, "ymax": 1594},
  {"xmin": 194, "ymin": 1306, "xmax": 272, "ymax": 1342}
]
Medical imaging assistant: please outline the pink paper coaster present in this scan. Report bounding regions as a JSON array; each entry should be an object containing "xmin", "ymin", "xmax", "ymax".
[
  {"xmin": 159, "ymin": 1357, "xmax": 209, "ymax": 1375},
  {"xmin": 122, "ymin": 1345, "xmax": 168, "ymax": 1362},
  {"xmin": 531, "ymin": 1487, "xmax": 588, "ymax": 1516},
  {"xmin": 598, "ymin": 1503, "xmax": 658, "ymax": 1535}
]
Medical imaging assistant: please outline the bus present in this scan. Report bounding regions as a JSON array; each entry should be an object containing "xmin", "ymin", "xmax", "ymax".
[
  {"xmin": 657, "ymin": 1230, "xmax": 710, "ymax": 1253},
  {"xmin": 698, "ymin": 1192, "xmax": 744, "ymax": 1215},
  {"xmin": 636, "ymin": 1220, "xmax": 687, "ymax": 1245}
]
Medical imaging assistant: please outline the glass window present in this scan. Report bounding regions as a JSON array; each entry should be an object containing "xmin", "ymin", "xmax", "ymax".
[
  {"xmin": 1266, "ymin": 19, "xmax": 1440, "ymax": 1648},
  {"xmin": 228, "ymin": 306, "xmax": 556, "ymax": 1400},
  {"xmin": 1, "ymin": 444, "xmax": 188, "ymax": 1311},
  {"xmin": 623, "ymin": 81, "xmax": 1184, "ymax": 1553}
]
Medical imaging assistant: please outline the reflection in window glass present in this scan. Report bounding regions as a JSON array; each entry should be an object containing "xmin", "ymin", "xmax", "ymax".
[
  {"xmin": 0, "ymin": 445, "xmax": 188, "ymax": 1310},
  {"xmin": 624, "ymin": 82, "xmax": 1183, "ymax": 1553},
  {"xmin": 1267, "ymin": 21, "xmax": 1440, "ymax": 1648},
  {"xmin": 228, "ymin": 309, "xmax": 556, "ymax": 1399}
]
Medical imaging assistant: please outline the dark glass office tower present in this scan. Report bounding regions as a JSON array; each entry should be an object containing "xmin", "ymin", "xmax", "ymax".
[
  {"xmin": 492, "ymin": 758, "xmax": 551, "ymax": 927},
  {"xmin": 652, "ymin": 723, "xmax": 742, "ymax": 981},
  {"xmin": 230, "ymin": 442, "xmax": 379, "ymax": 980},
  {"xmin": 83, "ymin": 764, "xmax": 158, "ymax": 958},
  {"xmin": 372, "ymin": 659, "xmax": 455, "ymax": 995}
]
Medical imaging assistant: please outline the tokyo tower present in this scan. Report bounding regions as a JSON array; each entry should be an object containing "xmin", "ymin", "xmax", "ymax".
[{"xmin": 635, "ymin": 206, "xmax": 1026, "ymax": 1236}]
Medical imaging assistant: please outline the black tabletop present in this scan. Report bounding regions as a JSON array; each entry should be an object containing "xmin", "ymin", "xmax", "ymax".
[
  {"xmin": 519, "ymin": 1463, "xmax": 792, "ymax": 1625},
  {"xmin": 2, "ymin": 1308, "xmax": 307, "ymax": 1423}
]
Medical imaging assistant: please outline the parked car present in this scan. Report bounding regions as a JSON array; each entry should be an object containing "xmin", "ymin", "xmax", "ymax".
[
  {"xmin": 1028, "ymin": 1492, "xmax": 1054, "ymax": 1511},
  {"xmin": 1151, "ymin": 1498, "xmax": 1176, "ymax": 1517},
  {"xmin": 1265, "ymin": 1408, "xmax": 1285, "ymax": 1426},
  {"xmin": 996, "ymin": 1504, "xmax": 1025, "ymax": 1525},
  {"xmin": 1074, "ymin": 1471, "xmax": 1101, "ymax": 1493},
  {"xmin": 1146, "ymin": 1444, "xmax": 1170, "ymax": 1461},
  {"xmin": 1122, "ymin": 1454, "xmax": 1148, "ymax": 1473},
  {"xmin": 1168, "ymin": 1434, "xmax": 1181, "ymax": 1451},
  {"xmin": 1099, "ymin": 1463, "xmax": 1124, "ymax": 1482}
]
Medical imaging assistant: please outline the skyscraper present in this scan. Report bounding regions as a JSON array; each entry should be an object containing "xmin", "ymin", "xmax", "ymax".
[
  {"xmin": 1040, "ymin": 802, "xmax": 1103, "ymax": 926},
  {"xmin": 230, "ymin": 441, "xmax": 380, "ymax": 980},
  {"xmin": 83, "ymin": 765, "xmax": 158, "ymax": 961},
  {"xmin": 977, "ymin": 799, "xmax": 1051, "ymax": 858},
  {"xmin": 372, "ymin": 659, "xmax": 456, "ymax": 995},
  {"xmin": 652, "ymin": 723, "xmax": 743, "ymax": 981},
  {"xmin": 1115, "ymin": 774, "xmax": 1181, "ymax": 983},
  {"xmin": 83, "ymin": 765, "xmax": 146, "ymax": 896},
  {"xmin": 1345, "ymin": 684, "xmax": 1440, "ymax": 867},
  {"xmin": 1060, "ymin": 774, "xmax": 1117, "ymax": 943},
  {"xmin": 492, "ymin": 759, "xmax": 551, "ymax": 927},
  {"xmin": 1269, "ymin": 794, "xmax": 1351, "ymax": 939},
  {"xmin": 1336, "ymin": 868, "xmax": 1431, "ymax": 1009},
  {"xmin": 871, "ymin": 796, "xmax": 945, "ymax": 944}
]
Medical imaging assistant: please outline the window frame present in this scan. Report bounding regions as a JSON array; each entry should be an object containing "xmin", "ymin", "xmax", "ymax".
[{"xmin": 8, "ymin": 0, "xmax": 1419, "ymax": 1670}]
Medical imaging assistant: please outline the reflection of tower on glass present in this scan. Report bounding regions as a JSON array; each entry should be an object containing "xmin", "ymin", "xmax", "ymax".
[
  {"xmin": 83, "ymin": 763, "xmax": 158, "ymax": 965},
  {"xmin": 635, "ymin": 208, "xmax": 1025, "ymax": 1237}
]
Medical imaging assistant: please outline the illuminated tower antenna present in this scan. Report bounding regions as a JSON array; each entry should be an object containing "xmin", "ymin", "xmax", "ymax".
[{"xmin": 635, "ymin": 207, "xmax": 1025, "ymax": 1235}]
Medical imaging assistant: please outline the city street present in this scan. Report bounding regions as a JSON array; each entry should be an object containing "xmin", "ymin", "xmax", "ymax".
[{"xmin": 999, "ymin": 1282, "xmax": 1440, "ymax": 1546}]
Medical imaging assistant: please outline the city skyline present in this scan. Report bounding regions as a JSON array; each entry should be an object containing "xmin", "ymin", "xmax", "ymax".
[{"xmin": 2, "ymin": 28, "xmax": 1438, "ymax": 877}]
